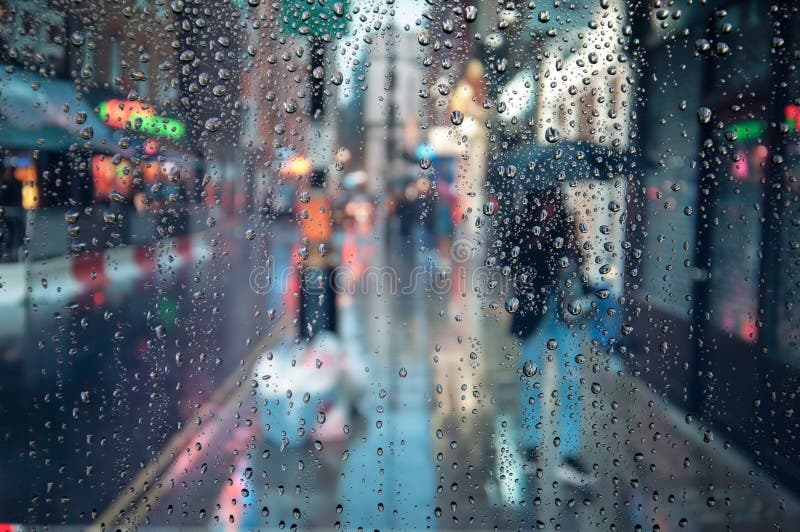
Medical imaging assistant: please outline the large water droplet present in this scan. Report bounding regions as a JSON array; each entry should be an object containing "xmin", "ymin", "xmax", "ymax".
[
  {"xmin": 697, "ymin": 107, "xmax": 712, "ymax": 124},
  {"xmin": 505, "ymin": 297, "xmax": 520, "ymax": 313},
  {"xmin": 522, "ymin": 360, "xmax": 536, "ymax": 377}
]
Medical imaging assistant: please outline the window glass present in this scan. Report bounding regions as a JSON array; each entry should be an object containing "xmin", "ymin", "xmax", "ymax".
[{"xmin": 0, "ymin": 1, "xmax": 799, "ymax": 529}]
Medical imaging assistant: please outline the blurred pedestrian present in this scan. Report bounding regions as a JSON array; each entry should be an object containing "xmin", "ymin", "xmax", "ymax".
[
  {"xmin": 297, "ymin": 168, "xmax": 336, "ymax": 338},
  {"xmin": 505, "ymin": 143, "xmax": 627, "ymax": 488}
]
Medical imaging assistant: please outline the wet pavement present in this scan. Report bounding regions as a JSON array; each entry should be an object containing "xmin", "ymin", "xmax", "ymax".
[
  {"xmin": 17, "ymin": 216, "xmax": 789, "ymax": 531},
  {"xmin": 0, "ymin": 218, "xmax": 267, "ymax": 524}
]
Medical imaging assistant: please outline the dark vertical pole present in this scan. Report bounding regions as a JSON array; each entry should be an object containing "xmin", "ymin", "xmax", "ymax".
[
  {"xmin": 310, "ymin": 37, "xmax": 325, "ymax": 120},
  {"xmin": 386, "ymin": 30, "xmax": 396, "ymax": 191},
  {"xmin": 384, "ymin": 25, "xmax": 397, "ymax": 258},
  {"xmin": 757, "ymin": 2, "xmax": 797, "ymax": 486},
  {"xmin": 624, "ymin": 1, "xmax": 651, "ymax": 372},
  {"xmin": 688, "ymin": 14, "xmax": 720, "ymax": 418},
  {"xmin": 385, "ymin": 25, "xmax": 398, "ymax": 417}
]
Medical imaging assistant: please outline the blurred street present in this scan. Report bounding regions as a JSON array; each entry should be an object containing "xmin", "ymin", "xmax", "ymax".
[
  {"xmin": 0, "ymin": 211, "xmax": 783, "ymax": 531},
  {"xmin": 2, "ymin": 0, "xmax": 800, "ymax": 530}
]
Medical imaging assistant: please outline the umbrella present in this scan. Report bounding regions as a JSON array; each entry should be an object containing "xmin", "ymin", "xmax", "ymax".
[{"xmin": 491, "ymin": 141, "xmax": 630, "ymax": 196}]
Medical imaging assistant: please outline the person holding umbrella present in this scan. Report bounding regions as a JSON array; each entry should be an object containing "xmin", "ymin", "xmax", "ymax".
[{"xmin": 494, "ymin": 140, "xmax": 628, "ymax": 487}]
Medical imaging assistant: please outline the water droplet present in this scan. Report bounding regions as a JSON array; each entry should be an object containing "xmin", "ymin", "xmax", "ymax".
[
  {"xmin": 567, "ymin": 300, "xmax": 582, "ymax": 316},
  {"xmin": 522, "ymin": 360, "xmax": 536, "ymax": 377},
  {"xmin": 505, "ymin": 297, "xmax": 520, "ymax": 313},
  {"xmin": 545, "ymin": 127, "xmax": 560, "ymax": 143}
]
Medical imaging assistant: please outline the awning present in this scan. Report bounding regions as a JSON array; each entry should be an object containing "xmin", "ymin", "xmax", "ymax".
[{"xmin": 0, "ymin": 64, "xmax": 123, "ymax": 152}]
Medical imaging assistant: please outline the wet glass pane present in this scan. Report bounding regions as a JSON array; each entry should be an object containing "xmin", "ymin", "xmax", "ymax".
[{"xmin": 1, "ymin": 0, "xmax": 799, "ymax": 530}]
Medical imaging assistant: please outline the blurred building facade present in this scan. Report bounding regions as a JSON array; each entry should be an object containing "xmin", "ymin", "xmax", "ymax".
[
  {"xmin": 0, "ymin": 0, "xmax": 212, "ymax": 258},
  {"xmin": 627, "ymin": 0, "xmax": 800, "ymax": 491}
]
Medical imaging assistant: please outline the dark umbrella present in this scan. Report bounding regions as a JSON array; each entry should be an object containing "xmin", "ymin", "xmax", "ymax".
[{"xmin": 489, "ymin": 141, "xmax": 630, "ymax": 338}]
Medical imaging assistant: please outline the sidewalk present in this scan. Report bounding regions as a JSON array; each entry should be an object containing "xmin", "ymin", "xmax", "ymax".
[
  {"xmin": 90, "ymin": 215, "xmax": 800, "ymax": 531},
  {"xmin": 480, "ymin": 313, "xmax": 800, "ymax": 531}
]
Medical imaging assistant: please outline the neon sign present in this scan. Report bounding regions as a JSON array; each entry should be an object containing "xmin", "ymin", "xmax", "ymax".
[
  {"xmin": 97, "ymin": 100, "xmax": 185, "ymax": 140},
  {"xmin": 729, "ymin": 120, "xmax": 765, "ymax": 142},
  {"xmin": 785, "ymin": 104, "xmax": 800, "ymax": 130},
  {"xmin": 727, "ymin": 104, "xmax": 800, "ymax": 143},
  {"xmin": 133, "ymin": 115, "xmax": 185, "ymax": 140},
  {"xmin": 97, "ymin": 100, "xmax": 154, "ymax": 127}
]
